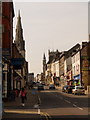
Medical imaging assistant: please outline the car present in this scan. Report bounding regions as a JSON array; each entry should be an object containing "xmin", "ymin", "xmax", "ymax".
[
  {"xmin": 49, "ymin": 84, "xmax": 55, "ymax": 89},
  {"xmin": 38, "ymin": 84, "xmax": 44, "ymax": 90},
  {"xmin": 62, "ymin": 85, "xmax": 69, "ymax": 93},
  {"xmin": 41, "ymin": 82, "xmax": 46, "ymax": 86},
  {"xmin": 72, "ymin": 86, "xmax": 85, "ymax": 95},
  {"xmin": 67, "ymin": 85, "xmax": 75, "ymax": 93}
]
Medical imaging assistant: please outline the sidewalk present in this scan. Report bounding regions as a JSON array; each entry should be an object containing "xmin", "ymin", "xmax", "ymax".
[
  {"xmin": 3, "ymin": 88, "xmax": 39, "ymax": 109},
  {"xmin": 2, "ymin": 88, "xmax": 41, "ymax": 119}
]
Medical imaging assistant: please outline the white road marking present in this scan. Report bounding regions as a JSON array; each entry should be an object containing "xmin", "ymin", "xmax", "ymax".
[
  {"xmin": 47, "ymin": 91, "xmax": 85, "ymax": 112},
  {"xmin": 77, "ymin": 107, "xmax": 83, "ymax": 110},
  {"xmin": 73, "ymin": 104, "xmax": 84, "ymax": 111},
  {"xmin": 38, "ymin": 96, "xmax": 41, "ymax": 104},
  {"xmin": 73, "ymin": 104, "xmax": 77, "ymax": 107},
  {"xmin": 34, "ymin": 104, "xmax": 39, "ymax": 108},
  {"xmin": 38, "ymin": 108, "xmax": 40, "ymax": 114},
  {"xmin": 64, "ymin": 99, "xmax": 71, "ymax": 103}
]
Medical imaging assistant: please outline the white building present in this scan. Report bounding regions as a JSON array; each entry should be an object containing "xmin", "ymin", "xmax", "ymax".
[{"xmin": 72, "ymin": 50, "xmax": 81, "ymax": 86}]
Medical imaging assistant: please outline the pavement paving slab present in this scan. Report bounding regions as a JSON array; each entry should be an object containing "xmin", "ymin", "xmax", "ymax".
[{"xmin": 2, "ymin": 89, "xmax": 42, "ymax": 120}]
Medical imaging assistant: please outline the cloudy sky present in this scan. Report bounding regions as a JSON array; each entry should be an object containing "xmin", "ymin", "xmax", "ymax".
[{"xmin": 13, "ymin": 1, "xmax": 88, "ymax": 76}]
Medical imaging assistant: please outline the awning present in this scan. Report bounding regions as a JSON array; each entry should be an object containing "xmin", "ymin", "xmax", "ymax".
[
  {"xmin": 11, "ymin": 58, "xmax": 24, "ymax": 69},
  {"xmin": 73, "ymin": 74, "xmax": 80, "ymax": 80}
]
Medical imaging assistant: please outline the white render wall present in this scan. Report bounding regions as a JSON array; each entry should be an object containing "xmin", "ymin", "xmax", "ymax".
[
  {"xmin": 72, "ymin": 51, "xmax": 80, "ymax": 77},
  {"xmin": 55, "ymin": 60, "xmax": 59, "ymax": 77},
  {"xmin": 51, "ymin": 62, "xmax": 55, "ymax": 76}
]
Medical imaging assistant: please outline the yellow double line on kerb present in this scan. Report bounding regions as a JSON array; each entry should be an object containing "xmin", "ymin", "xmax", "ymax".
[{"xmin": 4, "ymin": 109, "xmax": 51, "ymax": 120}]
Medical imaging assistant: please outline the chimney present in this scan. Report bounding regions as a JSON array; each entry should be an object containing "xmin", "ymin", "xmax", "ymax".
[{"xmin": 82, "ymin": 42, "xmax": 88, "ymax": 48}]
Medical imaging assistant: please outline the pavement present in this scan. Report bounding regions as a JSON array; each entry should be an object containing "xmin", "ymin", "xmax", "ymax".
[{"xmin": 2, "ymin": 88, "xmax": 45, "ymax": 120}]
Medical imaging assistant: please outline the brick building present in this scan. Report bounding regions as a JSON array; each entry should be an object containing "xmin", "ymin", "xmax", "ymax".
[
  {"xmin": 81, "ymin": 42, "xmax": 90, "ymax": 90},
  {"xmin": 2, "ymin": 1, "xmax": 14, "ymax": 99}
]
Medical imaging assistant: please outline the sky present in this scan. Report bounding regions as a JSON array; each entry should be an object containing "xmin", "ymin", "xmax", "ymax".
[{"xmin": 13, "ymin": 1, "xmax": 89, "ymax": 76}]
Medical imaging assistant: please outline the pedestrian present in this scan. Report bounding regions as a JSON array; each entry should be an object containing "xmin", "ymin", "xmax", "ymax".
[{"xmin": 20, "ymin": 87, "xmax": 26, "ymax": 106}]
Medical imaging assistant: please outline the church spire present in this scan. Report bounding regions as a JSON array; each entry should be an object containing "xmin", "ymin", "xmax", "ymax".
[
  {"xmin": 43, "ymin": 53, "xmax": 46, "ymax": 60},
  {"xmin": 15, "ymin": 10, "xmax": 23, "ymax": 42},
  {"xmin": 14, "ymin": 10, "xmax": 25, "ymax": 58}
]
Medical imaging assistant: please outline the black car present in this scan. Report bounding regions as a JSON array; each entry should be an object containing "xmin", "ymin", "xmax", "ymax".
[
  {"xmin": 67, "ymin": 86, "xmax": 75, "ymax": 93},
  {"xmin": 62, "ymin": 85, "xmax": 75, "ymax": 93},
  {"xmin": 49, "ymin": 84, "xmax": 55, "ymax": 90}
]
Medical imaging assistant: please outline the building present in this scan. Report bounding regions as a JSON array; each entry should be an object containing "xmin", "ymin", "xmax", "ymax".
[
  {"xmin": 28, "ymin": 73, "xmax": 34, "ymax": 83},
  {"xmin": 11, "ymin": 43, "xmax": 25, "ymax": 89},
  {"xmin": 59, "ymin": 52, "xmax": 67, "ymax": 87},
  {"xmin": 71, "ymin": 44, "xmax": 81, "ymax": 86},
  {"xmin": 36, "ymin": 74, "xmax": 42, "ymax": 82},
  {"xmin": 81, "ymin": 41, "xmax": 90, "ymax": 91},
  {"xmin": 64, "ymin": 44, "xmax": 80, "ymax": 86},
  {"xmin": 2, "ymin": 1, "xmax": 14, "ymax": 99},
  {"xmin": 12, "ymin": 10, "xmax": 28, "ymax": 89},
  {"xmin": 43, "ymin": 53, "xmax": 46, "ymax": 82},
  {"xmin": 45, "ymin": 50, "xmax": 61, "ymax": 84}
]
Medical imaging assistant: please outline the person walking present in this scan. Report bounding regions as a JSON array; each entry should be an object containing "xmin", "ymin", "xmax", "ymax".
[{"xmin": 20, "ymin": 87, "xmax": 26, "ymax": 106}]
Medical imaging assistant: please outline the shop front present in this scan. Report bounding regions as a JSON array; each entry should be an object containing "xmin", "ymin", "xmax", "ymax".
[{"xmin": 73, "ymin": 74, "xmax": 81, "ymax": 86}]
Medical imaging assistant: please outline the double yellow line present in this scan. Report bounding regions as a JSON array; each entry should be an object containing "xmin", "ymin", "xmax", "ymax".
[{"xmin": 4, "ymin": 109, "xmax": 51, "ymax": 120}]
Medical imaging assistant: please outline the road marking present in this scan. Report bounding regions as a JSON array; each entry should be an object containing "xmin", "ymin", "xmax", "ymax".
[
  {"xmin": 77, "ymin": 107, "xmax": 83, "ymax": 110},
  {"xmin": 38, "ymin": 108, "xmax": 40, "ymax": 114},
  {"xmin": 4, "ymin": 109, "xmax": 39, "ymax": 114},
  {"xmin": 73, "ymin": 104, "xmax": 77, "ymax": 107},
  {"xmin": 72, "ymin": 104, "xmax": 83, "ymax": 111},
  {"xmin": 45, "ymin": 112, "xmax": 52, "ymax": 119},
  {"xmin": 64, "ymin": 99, "xmax": 71, "ymax": 103},
  {"xmin": 38, "ymin": 96, "xmax": 41, "ymax": 104},
  {"xmin": 34, "ymin": 104, "xmax": 39, "ymax": 108},
  {"xmin": 4, "ymin": 109, "xmax": 50, "ymax": 120}
]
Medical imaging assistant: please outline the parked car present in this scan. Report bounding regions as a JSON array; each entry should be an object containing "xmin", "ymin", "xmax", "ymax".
[
  {"xmin": 49, "ymin": 84, "xmax": 55, "ymax": 90},
  {"xmin": 38, "ymin": 84, "xmax": 44, "ymax": 90},
  {"xmin": 41, "ymin": 82, "xmax": 46, "ymax": 86},
  {"xmin": 67, "ymin": 85, "xmax": 75, "ymax": 93},
  {"xmin": 62, "ymin": 85, "xmax": 69, "ymax": 93},
  {"xmin": 72, "ymin": 86, "xmax": 85, "ymax": 95}
]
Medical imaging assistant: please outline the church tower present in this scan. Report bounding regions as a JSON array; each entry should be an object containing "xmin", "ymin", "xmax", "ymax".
[
  {"xmin": 43, "ymin": 53, "xmax": 46, "ymax": 81},
  {"xmin": 14, "ymin": 10, "xmax": 25, "ymax": 58}
]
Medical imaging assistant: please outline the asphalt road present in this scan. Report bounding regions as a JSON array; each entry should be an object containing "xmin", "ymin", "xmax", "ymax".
[
  {"xmin": 2, "ymin": 87, "xmax": 90, "ymax": 120},
  {"xmin": 37, "ymin": 87, "xmax": 89, "ymax": 120}
]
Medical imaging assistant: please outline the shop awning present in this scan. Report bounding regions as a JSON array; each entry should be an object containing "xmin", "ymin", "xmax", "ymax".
[
  {"xmin": 11, "ymin": 58, "xmax": 24, "ymax": 69},
  {"xmin": 74, "ymin": 74, "xmax": 80, "ymax": 80}
]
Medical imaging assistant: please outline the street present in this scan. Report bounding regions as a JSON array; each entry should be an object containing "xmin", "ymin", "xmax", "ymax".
[{"xmin": 2, "ymin": 87, "xmax": 90, "ymax": 120}]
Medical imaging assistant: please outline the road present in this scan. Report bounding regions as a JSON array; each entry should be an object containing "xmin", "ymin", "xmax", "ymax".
[
  {"xmin": 37, "ymin": 87, "xmax": 89, "ymax": 120},
  {"xmin": 3, "ymin": 86, "xmax": 90, "ymax": 120}
]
